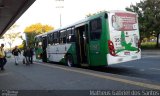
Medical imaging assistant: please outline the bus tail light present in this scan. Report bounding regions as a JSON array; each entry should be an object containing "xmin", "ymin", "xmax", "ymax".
[{"xmin": 108, "ymin": 40, "xmax": 116, "ymax": 56}]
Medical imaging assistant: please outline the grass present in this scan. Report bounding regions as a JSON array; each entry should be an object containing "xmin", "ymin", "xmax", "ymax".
[{"xmin": 141, "ymin": 42, "xmax": 157, "ymax": 49}]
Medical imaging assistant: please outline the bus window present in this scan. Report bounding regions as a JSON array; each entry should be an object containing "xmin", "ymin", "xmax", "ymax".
[
  {"xmin": 67, "ymin": 28, "xmax": 72, "ymax": 35},
  {"xmin": 35, "ymin": 36, "xmax": 42, "ymax": 46},
  {"xmin": 71, "ymin": 28, "xmax": 75, "ymax": 42},
  {"xmin": 53, "ymin": 39, "xmax": 58, "ymax": 44},
  {"xmin": 67, "ymin": 27, "xmax": 75, "ymax": 43},
  {"xmin": 72, "ymin": 27, "xmax": 75, "ymax": 35},
  {"xmin": 69, "ymin": 35, "xmax": 75, "ymax": 42},
  {"xmin": 63, "ymin": 35, "xmax": 67, "ymax": 43},
  {"xmin": 60, "ymin": 30, "xmax": 67, "ymax": 44},
  {"xmin": 47, "ymin": 33, "xmax": 53, "ymax": 45},
  {"xmin": 90, "ymin": 18, "xmax": 102, "ymax": 40},
  {"xmin": 47, "ymin": 35, "xmax": 50, "ymax": 44},
  {"xmin": 54, "ymin": 32, "xmax": 59, "ymax": 44}
]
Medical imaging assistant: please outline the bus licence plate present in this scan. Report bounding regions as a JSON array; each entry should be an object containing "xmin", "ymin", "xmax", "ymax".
[{"xmin": 124, "ymin": 52, "xmax": 130, "ymax": 55}]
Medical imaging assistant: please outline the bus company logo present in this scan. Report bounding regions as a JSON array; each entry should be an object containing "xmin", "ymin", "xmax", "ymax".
[{"xmin": 90, "ymin": 44, "xmax": 99, "ymax": 51}]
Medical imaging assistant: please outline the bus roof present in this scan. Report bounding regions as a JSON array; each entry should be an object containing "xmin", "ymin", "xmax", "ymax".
[
  {"xmin": 107, "ymin": 10, "xmax": 137, "ymax": 14},
  {"xmin": 35, "ymin": 10, "xmax": 136, "ymax": 37}
]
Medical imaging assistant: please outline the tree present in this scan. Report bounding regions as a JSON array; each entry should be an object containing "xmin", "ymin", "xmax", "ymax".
[
  {"xmin": 3, "ymin": 25, "xmax": 22, "ymax": 50},
  {"xmin": 24, "ymin": 23, "xmax": 54, "ymax": 47},
  {"xmin": 86, "ymin": 10, "xmax": 105, "ymax": 18},
  {"xmin": 126, "ymin": 0, "xmax": 160, "ymax": 39}
]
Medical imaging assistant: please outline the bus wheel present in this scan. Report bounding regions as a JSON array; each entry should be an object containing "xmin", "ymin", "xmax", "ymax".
[{"xmin": 66, "ymin": 55, "xmax": 74, "ymax": 67}]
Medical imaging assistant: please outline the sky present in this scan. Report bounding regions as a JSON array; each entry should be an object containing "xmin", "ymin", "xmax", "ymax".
[
  {"xmin": 3, "ymin": 0, "xmax": 141, "ymax": 48},
  {"xmin": 15, "ymin": 0, "xmax": 141, "ymax": 32}
]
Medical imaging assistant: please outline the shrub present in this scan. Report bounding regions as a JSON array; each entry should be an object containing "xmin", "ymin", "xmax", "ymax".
[{"xmin": 141, "ymin": 42, "xmax": 157, "ymax": 49}]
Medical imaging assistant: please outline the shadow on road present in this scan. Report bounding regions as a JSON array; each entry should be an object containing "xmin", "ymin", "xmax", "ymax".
[
  {"xmin": 81, "ymin": 66, "xmax": 134, "ymax": 74},
  {"xmin": 80, "ymin": 66, "xmax": 160, "ymax": 83}
]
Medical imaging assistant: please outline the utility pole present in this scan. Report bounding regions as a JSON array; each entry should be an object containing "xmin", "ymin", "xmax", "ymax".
[{"xmin": 55, "ymin": 0, "xmax": 64, "ymax": 28}]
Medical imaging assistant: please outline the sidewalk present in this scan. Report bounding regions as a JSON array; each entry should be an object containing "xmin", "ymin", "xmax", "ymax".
[{"xmin": 141, "ymin": 49, "xmax": 160, "ymax": 55}]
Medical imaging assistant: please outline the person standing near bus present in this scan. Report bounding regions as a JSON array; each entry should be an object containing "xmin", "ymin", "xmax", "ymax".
[
  {"xmin": 0, "ymin": 44, "xmax": 6, "ymax": 70},
  {"xmin": 23, "ymin": 47, "xmax": 30, "ymax": 65},
  {"xmin": 12, "ymin": 46, "xmax": 21, "ymax": 65},
  {"xmin": 29, "ymin": 47, "xmax": 34, "ymax": 64},
  {"xmin": 26, "ymin": 47, "xmax": 32, "ymax": 65}
]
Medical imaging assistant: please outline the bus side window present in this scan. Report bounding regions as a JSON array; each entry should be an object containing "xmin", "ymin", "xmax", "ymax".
[
  {"xmin": 51, "ymin": 33, "xmax": 54, "ymax": 45},
  {"xmin": 54, "ymin": 32, "xmax": 59, "ymax": 45},
  {"xmin": 52, "ymin": 33, "xmax": 55, "ymax": 45},
  {"xmin": 66, "ymin": 28, "xmax": 72, "ymax": 43},
  {"xmin": 67, "ymin": 27, "xmax": 75, "ymax": 43},
  {"xmin": 47, "ymin": 34, "xmax": 50, "ymax": 45},
  {"xmin": 67, "ymin": 37, "xmax": 69, "ymax": 43},
  {"xmin": 85, "ymin": 24, "xmax": 89, "ymax": 43},
  {"xmin": 60, "ymin": 30, "xmax": 67, "ymax": 44},
  {"xmin": 63, "ymin": 30, "xmax": 67, "ymax": 43},
  {"xmin": 90, "ymin": 18, "xmax": 102, "ymax": 40},
  {"xmin": 63, "ymin": 37, "xmax": 67, "ymax": 43},
  {"xmin": 70, "ymin": 35, "xmax": 75, "ymax": 42},
  {"xmin": 60, "ymin": 38, "xmax": 62, "ymax": 44},
  {"xmin": 70, "ymin": 28, "xmax": 75, "ymax": 42},
  {"xmin": 53, "ymin": 33, "xmax": 56, "ymax": 45},
  {"xmin": 48, "ymin": 33, "xmax": 53, "ymax": 45}
]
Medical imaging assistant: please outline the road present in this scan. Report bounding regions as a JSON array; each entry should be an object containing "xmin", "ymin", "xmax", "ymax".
[{"xmin": 0, "ymin": 50, "xmax": 160, "ymax": 95}]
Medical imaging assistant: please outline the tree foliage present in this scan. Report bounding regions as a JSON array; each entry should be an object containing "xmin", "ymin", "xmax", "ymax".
[
  {"xmin": 24, "ymin": 23, "xmax": 54, "ymax": 34},
  {"xmin": 3, "ymin": 25, "xmax": 22, "ymax": 50},
  {"xmin": 126, "ymin": 0, "xmax": 160, "ymax": 38},
  {"xmin": 24, "ymin": 23, "xmax": 54, "ymax": 47},
  {"xmin": 86, "ymin": 10, "xmax": 105, "ymax": 18}
]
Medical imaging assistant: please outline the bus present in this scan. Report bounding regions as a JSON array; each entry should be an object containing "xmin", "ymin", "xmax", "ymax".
[{"xmin": 34, "ymin": 10, "xmax": 141, "ymax": 67}]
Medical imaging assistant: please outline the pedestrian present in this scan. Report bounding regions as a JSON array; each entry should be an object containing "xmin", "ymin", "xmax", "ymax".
[
  {"xmin": 12, "ymin": 46, "xmax": 21, "ymax": 65},
  {"xmin": 0, "ymin": 44, "xmax": 7, "ymax": 70},
  {"xmin": 29, "ymin": 47, "xmax": 34, "ymax": 64},
  {"xmin": 25, "ymin": 47, "xmax": 31, "ymax": 65},
  {"xmin": 23, "ymin": 48, "xmax": 27, "ymax": 64}
]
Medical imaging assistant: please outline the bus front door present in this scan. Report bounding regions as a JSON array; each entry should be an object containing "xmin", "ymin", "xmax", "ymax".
[{"xmin": 42, "ymin": 36, "xmax": 47, "ymax": 62}]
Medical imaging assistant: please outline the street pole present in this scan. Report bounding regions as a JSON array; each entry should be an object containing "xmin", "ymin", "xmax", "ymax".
[
  {"xmin": 55, "ymin": 0, "xmax": 64, "ymax": 28},
  {"xmin": 60, "ymin": 13, "xmax": 62, "ymax": 27}
]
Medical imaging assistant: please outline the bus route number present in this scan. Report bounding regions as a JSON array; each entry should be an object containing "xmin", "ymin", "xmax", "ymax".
[{"xmin": 115, "ymin": 38, "xmax": 121, "ymax": 42}]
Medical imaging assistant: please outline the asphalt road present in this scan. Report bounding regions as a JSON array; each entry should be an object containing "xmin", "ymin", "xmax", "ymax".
[{"xmin": 0, "ymin": 50, "xmax": 160, "ymax": 95}]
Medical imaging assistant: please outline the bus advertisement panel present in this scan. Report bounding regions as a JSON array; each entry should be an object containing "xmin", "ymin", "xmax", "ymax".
[{"xmin": 107, "ymin": 11, "xmax": 141, "ymax": 65}]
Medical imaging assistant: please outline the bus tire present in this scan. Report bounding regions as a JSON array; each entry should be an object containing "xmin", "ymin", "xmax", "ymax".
[{"xmin": 66, "ymin": 55, "xmax": 74, "ymax": 67}]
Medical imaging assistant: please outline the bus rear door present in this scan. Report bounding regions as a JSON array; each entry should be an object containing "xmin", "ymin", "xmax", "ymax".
[{"xmin": 75, "ymin": 24, "xmax": 89, "ymax": 66}]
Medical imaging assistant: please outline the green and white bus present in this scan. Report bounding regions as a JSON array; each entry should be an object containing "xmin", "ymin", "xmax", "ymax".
[{"xmin": 35, "ymin": 10, "xmax": 141, "ymax": 67}]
